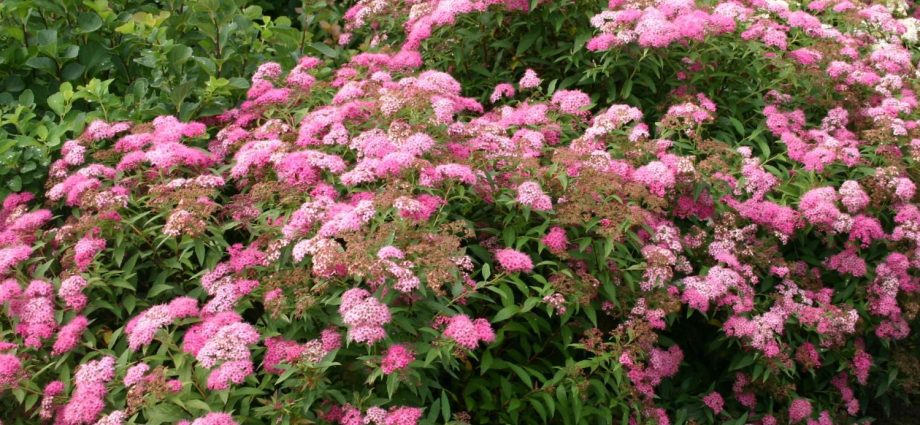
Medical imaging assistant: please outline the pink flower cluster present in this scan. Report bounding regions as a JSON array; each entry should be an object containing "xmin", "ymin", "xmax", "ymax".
[
  {"xmin": 619, "ymin": 346, "xmax": 684, "ymax": 399},
  {"xmin": 339, "ymin": 288, "xmax": 391, "ymax": 345},
  {"xmin": 442, "ymin": 314, "xmax": 495, "ymax": 349},
  {"xmin": 381, "ymin": 344, "xmax": 415, "ymax": 374},
  {"xmin": 493, "ymin": 248, "xmax": 533, "ymax": 273},
  {"xmin": 182, "ymin": 312, "xmax": 260, "ymax": 390},
  {"xmin": 61, "ymin": 356, "xmax": 115, "ymax": 425},
  {"xmin": 325, "ymin": 404, "xmax": 423, "ymax": 425},
  {"xmin": 125, "ymin": 297, "xmax": 199, "ymax": 350},
  {"xmin": 515, "ymin": 181, "xmax": 553, "ymax": 211}
]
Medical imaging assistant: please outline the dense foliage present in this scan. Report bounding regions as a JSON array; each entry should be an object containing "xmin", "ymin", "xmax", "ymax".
[
  {"xmin": 0, "ymin": 0, "xmax": 345, "ymax": 196},
  {"xmin": 1, "ymin": 1, "xmax": 920, "ymax": 425}
]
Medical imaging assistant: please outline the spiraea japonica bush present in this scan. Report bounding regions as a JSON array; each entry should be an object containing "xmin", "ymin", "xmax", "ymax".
[{"xmin": 1, "ymin": 0, "xmax": 920, "ymax": 424}]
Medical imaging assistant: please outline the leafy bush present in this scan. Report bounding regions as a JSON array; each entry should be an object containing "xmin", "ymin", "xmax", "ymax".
[
  {"xmin": 2, "ymin": 1, "xmax": 920, "ymax": 425},
  {"xmin": 0, "ymin": 0, "xmax": 345, "ymax": 197}
]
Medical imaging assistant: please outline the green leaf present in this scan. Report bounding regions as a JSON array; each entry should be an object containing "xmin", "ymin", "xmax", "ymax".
[
  {"xmin": 441, "ymin": 390, "xmax": 450, "ymax": 422},
  {"xmin": 168, "ymin": 45, "xmax": 194, "ymax": 65},
  {"xmin": 61, "ymin": 62, "xmax": 85, "ymax": 81},
  {"xmin": 508, "ymin": 363, "xmax": 533, "ymax": 388},
  {"xmin": 47, "ymin": 92, "xmax": 67, "ymax": 117},
  {"xmin": 79, "ymin": 41, "xmax": 110, "ymax": 72},
  {"xmin": 516, "ymin": 30, "xmax": 540, "ymax": 56},
  {"xmin": 8, "ymin": 176, "xmax": 22, "ymax": 192},
  {"xmin": 480, "ymin": 350, "xmax": 493, "ymax": 375},
  {"xmin": 76, "ymin": 12, "xmax": 104, "ymax": 33},
  {"xmin": 25, "ymin": 57, "xmax": 57, "ymax": 75},
  {"xmin": 33, "ymin": 29, "xmax": 58, "ymax": 46},
  {"xmin": 493, "ymin": 305, "xmax": 519, "ymax": 322},
  {"xmin": 309, "ymin": 42, "xmax": 339, "ymax": 58}
]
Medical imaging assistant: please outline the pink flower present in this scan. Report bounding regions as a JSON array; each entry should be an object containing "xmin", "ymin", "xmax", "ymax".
[
  {"xmin": 825, "ymin": 248, "xmax": 866, "ymax": 277},
  {"xmin": 515, "ymin": 181, "xmax": 552, "ymax": 211},
  {"xmin": 321, "ymin": 327, "xmax": 342, "ymax": 352},
  {"xmin": 40, "ymin": 380, "xmax": 64, "ymax": 419},
  {"xmin": 838, "ymin": 180, "xmax": 869, "ymax": 213},
  {"xmin": 0, "ymin": 244, "xmax": 32, "ymax": 276},
  {"xmin": 16, "ymin": 280, "xmax": 57, "ymax": 347},
  {"xmin": 74, "ymin": 234, "xmax": 105, "ymax": 272},
  {"xmin": 52, "ymin": 315, "xmax": 89, "ymax": 355},
  {"xmin": 0, "ymin": 353, "xmax": 22, "ymax": 387},
  {"xmin": 849, "ymin": 215, "xmax": 885, "ymax": 247},
  {"xmin": 490, "ymin": 83, "xmax": 515, "ymax": 103},
  {"xmin": 789, "ymin": 398, "xmax": 813, "ymax": 423},
  {"xmin": 126, "ymin": 304, "xmax": 177, "ymax": 351},
  {"xmin": 124, "ymin": 363, "xmax": 150, "ymax": 387},
  {"xmin": 93, "ymin": 411, "xmax": 126, "ymax": 425},
  {"xmin": 381, "ymin": 344, "xmax": 415, "ymax": 374},
  {"xmin": 84, "ymin": 120, "xmax": 130, "ymax": 141},
  {"xmin": 443, "ymin": 314, "xmax": 494, "ymax": 349},
  {"xmin": 518, "ymin": 69, "xmax": 541, "ymax": 89},
  {"xmin": 794, "ymin": 342, "xmax": 821, "ymax": 369},
  {"xmin": 494, "ymin": 248, "xmax": 533, "ymax": 273},
  {"xmin": 702, "ymin": 391, "xmax": 724, "ymax": 414},
  {"xmin": 263, "ymin": 337, "xmax": 305, "ymax": 374},
  {"xmin": 58, "ymin": 275, "xmax": 88, "ymax": 311},
  {"xmin": 551, "ymin": 90, "xmax": 591, "ymax": 114},
  {"xmin": 62, "ymin": 356, "xmax": 116, "ymax": 424},
  {"xmin": 852, "ymin": 349, "xmax": 872, "ymax": 385},
  {"xmin": 339, "ymin": 289, "xmax": 391, "ymax": 345},
  {"xmin": 633, "ymin": 161, "xmax": 675, "ymax": 197},
  {"xmin": 384, "ymin": 407, "xmax": 422, "ymax": 425},
  {"xmin": 188, "ymin": 413, "xmax": 239, "ymax": 425},
  {"xmin": 542, "ymin": 227, "xmax": 568, "ymax": 254}
]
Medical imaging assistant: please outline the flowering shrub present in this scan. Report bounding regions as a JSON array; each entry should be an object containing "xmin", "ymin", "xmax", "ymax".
[{"xmin": 2, "ymin": 0, "xmax": 920, "ymax": 425}]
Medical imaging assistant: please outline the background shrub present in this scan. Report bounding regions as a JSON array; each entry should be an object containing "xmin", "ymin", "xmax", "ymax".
[{"xmin": 0, "ymin": 0, "xmax": 346, "ymax": 197}]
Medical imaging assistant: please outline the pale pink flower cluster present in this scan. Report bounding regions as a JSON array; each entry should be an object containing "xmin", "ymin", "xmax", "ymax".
[
  {"xmin": 8, "ymin": 280, "xmax": 57, "ymax": 347},
  {"xmin": 93, "ymin": 411, "xmax": 127, "ymax": 425},
  {"xmin": 182, "ymin": 312, "xmax": 260, "ymax": 390},
  {"xmin": 550, "ymin": 90, "xmax": 591, "ymax": 114},
  {"xmin": 681, "ymin": 266, "xmax": 746, "ymax": 313},
  {"xmin": 263, "ymin": 328, "xmax": 341, "ymax": 373},
  {"xmin": 61, "ymin": 356, "xmax": 116, "ymax": 425},
  {"xmin": 542, "ymin": 293, "xmax": 567, "ymax": 315},
  {"xmin": 789, "ymin": 398, "xmax": 813, "ymax": 423},
  {"xmin": 114, "ymin": 115, "xmax": 211, "ymax": 172},
  {"xmin": 339, "ymin": 288, "xmax": 391, "ymax": 345},
  {"xmin": 490, "ymin": 83, "xmax": 515, "ymax": 103},
  {"xmin": 518, "ymin": 68, "xmax": 541, "ymax": 89},
  {"xmin": 200, "ymin": 263, "xmax": 259, "ymax": 315},
  {"xmin": 633, "ymin": 161, "xmax": 675, "ymax": 197},
  {"xmin": 125, "ymin": 297, "xmax": 199, "ymax": 350},
  {"xmin": 394, "ymin": 194, "xmax": 444, "ymax": 222},
  {"xmin": 324, "ymin": 404, "xmax": 422, "ymax": 425},
  {"xmin": 376, "ymin": 246, "xmax": 420, "ymax": 293},
  {"xmin": 84, "ymin": 119, "xmax": 131, "ymax": 141},
  {"xmin": 40, "ymin": 380, "xmax": 64, "ymax": 419},
  {"xmin": 515, "ymin": 181, "xmax": 552, "ymax": 211},
  {"xmin": 179, "ymin": 413, "xmax": 239, "ymax": 425}
]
